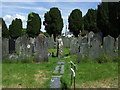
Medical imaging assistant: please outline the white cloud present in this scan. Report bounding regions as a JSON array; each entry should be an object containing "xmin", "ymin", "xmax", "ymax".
[{"xmin": 3, "ymin": 14, "xmax": 27, "ymax": 28}]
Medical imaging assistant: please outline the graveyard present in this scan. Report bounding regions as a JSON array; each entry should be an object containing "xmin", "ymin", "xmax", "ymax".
[
  {"xmin": 1, "ymin": 1, "xmax": 120, "ymax": 89},
  {"xmin": 2, "ymin": 32, "xmax": 119, "ymax": 88}
]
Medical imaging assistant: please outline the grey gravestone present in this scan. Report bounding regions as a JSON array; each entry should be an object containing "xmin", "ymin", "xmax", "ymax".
[
  {"xmin": 78, "ymin": 35, "xmax": 82, "ymax": 45},
  {"xmin": 62, "ymin": 37, "xmax": 70, "ymax": 48},
  {"xmin": 47, "ymin": 37, "xmax": 54, "ymax": 49},
  {"xmin": 81, "ymin": 35, "xmax": 88, "ymax": 44},
  {"xmin": 103, "ymin": 35, "xmax": 115, "ymax": 58},
  {"xmin": 15, "ymin": 37, "xmax": 21, "ymax": 54},
  {"xmin": 94, "ymin": 32, "xmax": 103, "ymax": 43},
  {"xmin": 79, "ymin": 43, "xmax": 89, "ymax": 57},
  {"xmin": 50, "ymin": 76, "xmax": 61, "ymax": 88},
  {"xmin": 77, "ymin": 52, "xmax": 83, "ymax": 62},
  {"xmin": 19, "ymin": 36, "xmax": 32, "ymax": 60},
  {"xmin": 35, "ymin": 34, "xmax": 48, "ymax": 62},
  {"xmin": 88, "ymin": 31, "xmax": 94, "ymax": 46},
  {"xmin": 0, "ymin": 37, "xmax": 1, "ymax": 61},
  {"xmin": 2, "ymin": 38, "xmax": 9, "ymax": 59},
  {"xmin": 57, "ymin": 37, "xmax": 63, "ymax": 58},
  {"xmin": 118, "ymin": 35, "xmax": 120, "ymax": 56},
  {"xmin": 115, "ymin": 38, "xmax": 118, "ymax": 51},
  {"xmin": 89, "ymin": 39, "xmax": 103, "ymax": 59},
  {"xmin": 70, "ymin": 37, "xmax": 79, "ymax": 55}
]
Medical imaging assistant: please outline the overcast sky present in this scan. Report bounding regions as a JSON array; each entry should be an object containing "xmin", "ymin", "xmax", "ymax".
[{"xmin": 1, "ymin": 1, "xmax": 101, "ymax": 33}]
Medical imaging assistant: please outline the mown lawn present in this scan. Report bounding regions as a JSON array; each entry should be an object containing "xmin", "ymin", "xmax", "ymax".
[{"xmin": 2, "ymin": 48, "xmax": 118, "ymax": 88}]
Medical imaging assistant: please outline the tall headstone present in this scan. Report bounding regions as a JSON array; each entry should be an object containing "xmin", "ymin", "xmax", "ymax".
[
  {"xmin": 89, "ymin": 39, "xmax": 103, "ymax": 59},
  {"xmin": 2, "ymin": 38, "xmax": 9, "ymax": 60},
  {"xmin": 35, "ymin": 34, "xmax": 48, "ymax": 62},
  {"xmin": 19, "ymin": 36, "xmax": 32, "ymax": 59},
  {"xmin": 70, "ymin": 37, "xmax": 79, "ymax": 55},
  {"xmin": 57, "ymin": 37, "xmax": 63, "ymax": 58},
  {"xmin": 103, "ymin": 35, "xmax": 115, "ymax": 58},
  {"xmin": 47, "ymin": 37, "xmax": 54, "ymax": 49},
  {"xmin": 78, "ymin": 35, "xmax": 82, "ymax": 45},
  {"xmin": 88, "ymin": 31, "xmax": 94, "ymax": 46},
  {"xmin": 94, "ymin": 32, "xmax": 103, "ymax": 43}
]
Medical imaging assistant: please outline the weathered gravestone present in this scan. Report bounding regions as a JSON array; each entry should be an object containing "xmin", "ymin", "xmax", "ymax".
[
  {"xmin": 2, "ymin": 38, "xmax": 9, "ymax": 59},
  {"xmin": 47, "ymin": 37, "xmax": 54, "ymax": 49},
  {"xmin": 103, "ymin": 35, "xmax": 115, "ymax": 58},
  {"xmin": 57, "ymin": 37, "xmax": 63, "ymax": 58},
  {"xmin": 118, "ymin": 35, "xmax": 120, "ymax": 56},
  {"xmin": 35, "ymin": 34, "xmax": 48, "ymax": 62},
  {"xmin": 89, "ymin": 39, "xmax": 103, "ymax": 59},
  {"xmin": 77, "ymin": 52, "xmax": 83, "ymax": 63},
  {"xmin": 81, "ymin": 35, "xmax": 88, "ymax": 44},
  {"xmin": 79, "ymin": 43, "xmax": 89, "ymax": 57},
  {"xmin": 62, "ymin": 37, "xmax": 70, "ymax": 48},
  {"xmin": 88, "ymin": 31, "xmax": 94, "ymax": 46},
  {"xmin": 15, "ymin": 37, "xmax": 21, "ymax": 54},
  {"xmin": 9, "ymin": 39, "xmax": 15, "ymax": 53},
  {"xmin": 78, "ymin": 35, "xmax": 82, "ymax": 45},
  {"xmin": 19, "ymin": 36, "xmax": 32, "ymax": 60},
  {"xmin": 0, "ymin": 23, "xmax": 1, "ymax": 61},
  {"xmin": 70, "ymin": 37, "xmax": 79, "ymax": 55},
  {"xmin": 93, "ymin": 32, "xmax": 103, "ymax": 44}
]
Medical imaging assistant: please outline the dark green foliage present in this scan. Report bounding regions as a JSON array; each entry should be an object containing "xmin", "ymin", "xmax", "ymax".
[
  {"xmin": 0, "ymin": 18, "xmax": 9, "ymax": 38},
  {"xmin": 68, "ymin": 9, "xmax": 83, "ymax": 37},
  {"xmin": 97, "ymin": 2, "xmax": 120, "ymax": 38},
  {"xmin": 43, "ymin": 7, "xmax": 63, "ymax": 41},
  {"xmin": 27, "ymin": 12, "xmax": 41, "ymax": 38},
  {"xmin": 84, "ymin": 9, "xmax": 98, "ymax": 33},
  {"xmin": 9, "ymin": 18, "xmax": 22, "ymax": 39}
]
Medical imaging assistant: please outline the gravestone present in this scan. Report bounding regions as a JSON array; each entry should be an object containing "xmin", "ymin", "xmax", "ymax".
[
  {"xmin": 77, "ymin": 52, "xmax": 83, "ymax": 63},
  {"xmin": 79, "ymin": 43, "xmax": 89, "ymax": 57},
  {"xmin": 15, "ymin": 37, "xmax": 21, "ymax": 54},
  {"xmin": 0, "ymin": 23, "xmax": 1, "ymax": 61},
  {"xmin": 78, "ymin": 35, "xmax": 82, "ymax": 45},
  {"xmin": 47, "ymin": 37, "xmax": 54, "ymax": 49},
  {"xmin": 94, "ymin": 32, "xmax": 103, "ymax": 43},
  {"xmin": 88, "ymin": 31, "xmax": 94, "ymax": 46},
  {"xmin": 103, "ymin": 35, "xmax": 115, "ymax": 58},
  {"xmin": 2, "ymin": 38, "xmax": 9, "ymax": 60},
  {"xmin": 35, "ymin": 34, "xmax": 48, "ymax": 62},
  {"xmin": 62, "ymin": 37, "xmax": 70, "ymax": 48},
  {"xmin": 57, "ymin": 37, "xmax": 63, "ymax": 58},
  {"xmin": 115, "ymin": 38, "xmax": 118, "ymax": 51},
  {"xmin": 118, "ymin": 35, "xmax": 120, "ymax": 56},
  {"xmin": 9, "ymin": 39, "xmax": 15, "ymax": 53},
  {"xmin": 19, "ymin": 36, "xmax": 32, "ymax": 60},
  {"xmin": 70, "ymin": 37, "xmax": 79, "ymax": 55},
  {"xmin": 89, "ymin": 39, "xmax": 103, "ymax": 59},
  {"xmin": 81, "ymin": 35, "xmax": 88, "ymax": 44},
  {"xmin": 30, "ymin": 37, "xmax": 35, "ymax": 53}
]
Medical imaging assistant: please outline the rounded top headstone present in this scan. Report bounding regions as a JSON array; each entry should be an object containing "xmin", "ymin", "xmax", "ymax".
[{"xmin": 38, "ymin": 34, "xmax": 46, "ymax": 39}]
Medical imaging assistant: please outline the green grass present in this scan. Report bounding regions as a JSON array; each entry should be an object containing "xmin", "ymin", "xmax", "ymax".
[{"xmin": 2, "ymin": 48, "xmax": 118, "ymax": 88}]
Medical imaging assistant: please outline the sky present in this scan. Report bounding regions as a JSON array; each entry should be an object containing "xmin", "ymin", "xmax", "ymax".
[{"xmin": 1, "ymin": 1, "xmax": 101, "ymax": 33}]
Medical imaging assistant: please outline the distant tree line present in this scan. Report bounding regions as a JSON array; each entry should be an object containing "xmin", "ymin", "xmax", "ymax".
[{"xmin": 1, "ymin": 2, "xmax": 120, "ymax": 40}]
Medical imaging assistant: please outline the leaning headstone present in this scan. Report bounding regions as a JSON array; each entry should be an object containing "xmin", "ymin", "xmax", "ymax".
[
  {"xmin": 103, "ymin": 35, "xmax": 115, "ymax": 58},
  {"xmin": 57, "ymin": 37, "xmax": 63, "ymax": 58},
  {"xmin": 2, "ymin": 38, "xmax": 9, "ymax": 60},
  {"xmin": 70, "ymin": 37, "xmax": 79, "ymax": 55},
  {"xmin": 35, "ymin": 34, "xmax": 48, "ymax": 62},
  {"xmin": 118, "ymin": 35, "xmax": 120, "ymax": 56},
  {"xmin": 89, "ymin": 39, "xmax": 103, "ymax": 59},
  {"xmin": 19, "ymin": 36, "xmax": 32, "ymax": 60}
]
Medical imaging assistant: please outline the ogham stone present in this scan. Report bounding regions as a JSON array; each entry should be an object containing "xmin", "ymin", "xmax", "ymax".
[{"xmin": 35, "ymin": 34, "xmax": 48, "ymax": 62}]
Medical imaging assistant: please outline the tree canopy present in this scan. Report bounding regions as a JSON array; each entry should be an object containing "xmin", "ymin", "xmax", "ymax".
[
  {"xmin": 68, "ymin": 9, "xmax": 83, "ymax": 37},
  {"xmin": 9, "ymin": 18, "xmax": 22, "ymax": 39},
  {"xmin": 83, "ymin": 9, "xmax": 98, "ymax": 33},
  {"xmin": 43, "ymin": 7, "xmax": 63, "ymax": 40},
  {"xmin": 0, "ymin": 18, "xmax": 9, "ymax": 38},
  {"xmin": 27, "ymin": 12, "xmax": 41, "ymax": 38}
]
